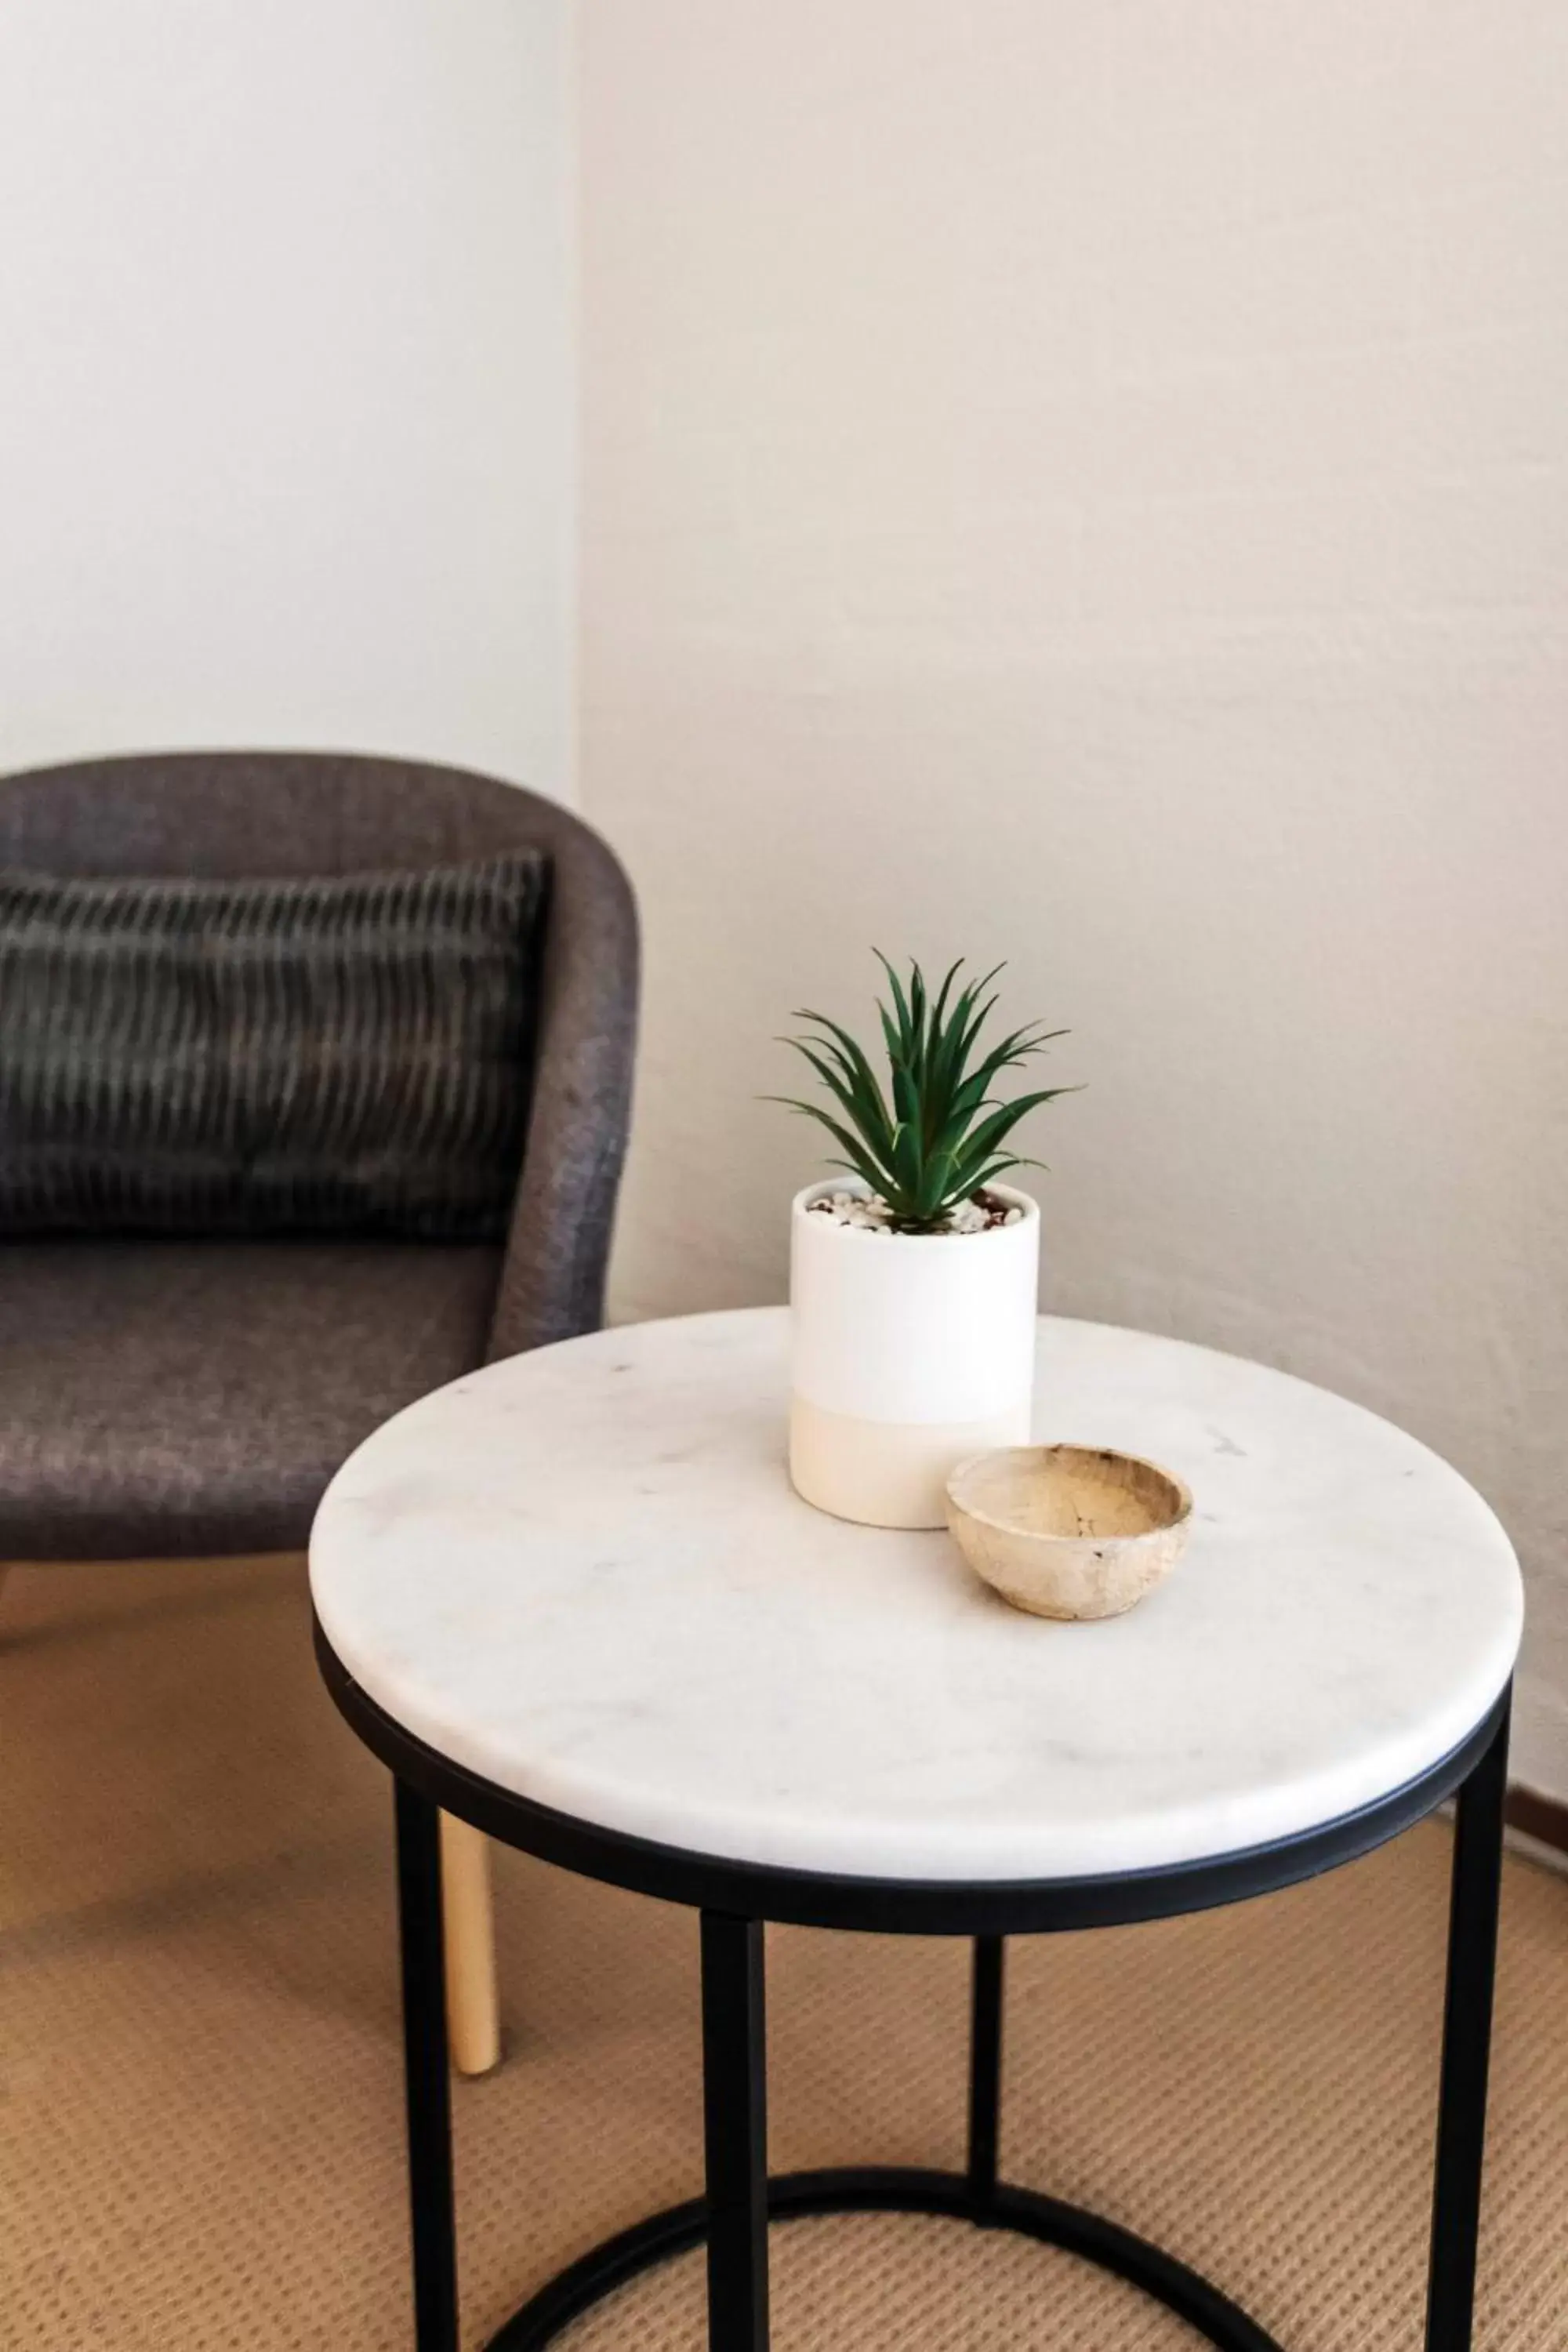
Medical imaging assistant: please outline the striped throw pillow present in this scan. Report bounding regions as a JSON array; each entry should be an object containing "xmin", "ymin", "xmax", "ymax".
[{"xmin": 0, "ymin": 856, "xmax": 546, "ymax": 1238}]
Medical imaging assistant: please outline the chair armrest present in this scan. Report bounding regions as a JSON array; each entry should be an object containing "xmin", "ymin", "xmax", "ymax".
[{"xmin": 485, "ymin": 824, "xmax": 639, "ymax": 1361}]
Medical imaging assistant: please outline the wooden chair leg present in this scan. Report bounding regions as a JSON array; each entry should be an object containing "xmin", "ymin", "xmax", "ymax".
[{"xmin": 439, "ymin": 1812, "xmax": 502, "ymax": 2076}]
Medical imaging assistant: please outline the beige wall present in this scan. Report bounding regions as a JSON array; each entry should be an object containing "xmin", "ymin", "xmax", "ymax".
[
  {"xmin": 0, "ymin": 0, "xmax": 575, "ymax": 797},
  {"xmin": 579, "ymin": 4, "xmax": 1568, "ymax": 1795}
]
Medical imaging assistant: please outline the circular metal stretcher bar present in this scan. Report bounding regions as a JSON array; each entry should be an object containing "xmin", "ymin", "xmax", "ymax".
[{"xmin": 487, "ymin": 2163, "xmax": 1284, "ymax": 2351}]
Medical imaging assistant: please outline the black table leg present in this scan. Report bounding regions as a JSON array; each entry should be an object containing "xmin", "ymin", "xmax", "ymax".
[
  {"xmin": 396, "ymin": 1779, "xmax": 459, "ymax": 2352},
  {"xmin": 967, "ymin": 1936, "xmax": 1005, "ymax": 2209},
  {"xmin": 1425, "ymin": 1691, "xmax": 1510, "ymax": 2352},
  {"xmin": 701, "ymin": 1913, "xmax": 769, "ymax": 2351}
]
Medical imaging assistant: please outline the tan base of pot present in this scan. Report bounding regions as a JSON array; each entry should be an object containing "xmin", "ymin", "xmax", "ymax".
[{"xmin": 789, "ymin": 1392, "xmax": 1031, "ymax": 1531}]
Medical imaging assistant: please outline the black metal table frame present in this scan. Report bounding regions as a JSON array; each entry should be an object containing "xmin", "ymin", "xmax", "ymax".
[{"xmin": 315, "ymin": 1623, "xmax": 1511, "ymax": 2352}]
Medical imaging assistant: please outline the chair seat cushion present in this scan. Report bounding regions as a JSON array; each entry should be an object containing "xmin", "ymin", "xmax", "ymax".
[
  {"xmin": 0, "ymin": 856, "xmax": 546, "ymax": 1240},
  {"xmin": 0, "ymin": 1240, "xmax": 501, "ymax": 1559}
]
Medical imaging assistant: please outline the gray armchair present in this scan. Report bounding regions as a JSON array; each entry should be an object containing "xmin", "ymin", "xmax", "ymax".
[{"xmin": 0, "ymin": 750, "xmax": 639, "ymax": 2067}]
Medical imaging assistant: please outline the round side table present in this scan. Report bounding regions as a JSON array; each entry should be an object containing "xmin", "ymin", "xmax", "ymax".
[{"xmin": 310, "ymin": 1309, "xmax": 1523, "ymax": 2352}]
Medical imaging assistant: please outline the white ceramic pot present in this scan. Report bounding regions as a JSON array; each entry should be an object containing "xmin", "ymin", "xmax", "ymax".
[{"xmin": 788, "ymin": 1178, "xmax": 1040, "ymax": 1530}]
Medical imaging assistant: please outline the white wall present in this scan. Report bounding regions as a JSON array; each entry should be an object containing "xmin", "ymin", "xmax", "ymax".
[
  {"xmin": 579, "ymin": 5, "xmax": 1568, "ymax": 1794},
  {"xmin": 0, "ymin": 0, "xmax": 574, "ymax": 796}
]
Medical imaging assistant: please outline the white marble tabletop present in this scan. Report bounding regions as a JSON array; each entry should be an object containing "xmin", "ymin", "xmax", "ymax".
[{"xmin": 309, "ymin": 1309, "xmax": 1522, "ymax": 1883}]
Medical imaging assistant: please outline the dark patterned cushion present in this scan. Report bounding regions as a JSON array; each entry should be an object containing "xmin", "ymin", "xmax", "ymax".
[{"xmin": 0, "ymin": 856, "xmax": 546, "ymax": 1238}]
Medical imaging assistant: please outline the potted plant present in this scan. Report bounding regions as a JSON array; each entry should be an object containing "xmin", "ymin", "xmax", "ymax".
[{"xmin": 775, "ymin": 956, "xmax": 1073, "ymax": 1530}]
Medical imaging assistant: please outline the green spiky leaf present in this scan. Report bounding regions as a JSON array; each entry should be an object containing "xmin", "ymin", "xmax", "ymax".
[{"xmin": 774, "ymin": 956, "xmax": 1078, "ymax": 1230}]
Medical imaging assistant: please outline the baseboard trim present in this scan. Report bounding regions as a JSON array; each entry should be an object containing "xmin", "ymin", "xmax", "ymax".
[{"xmin": 1506, "ymin": 1783, "xmax": 1568, "ymax": 1859}]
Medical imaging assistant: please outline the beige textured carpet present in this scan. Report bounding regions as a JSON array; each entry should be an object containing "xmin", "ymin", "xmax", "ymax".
[{"xmin": 2, "ymin": 1557, "xmax": 1565, "ymax": 2351}]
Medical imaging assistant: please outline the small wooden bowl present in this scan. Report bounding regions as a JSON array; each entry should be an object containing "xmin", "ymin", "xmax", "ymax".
[{"xmin": 946, "ymin": 1444, "xmax": 1193, "ymax": 1621}]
